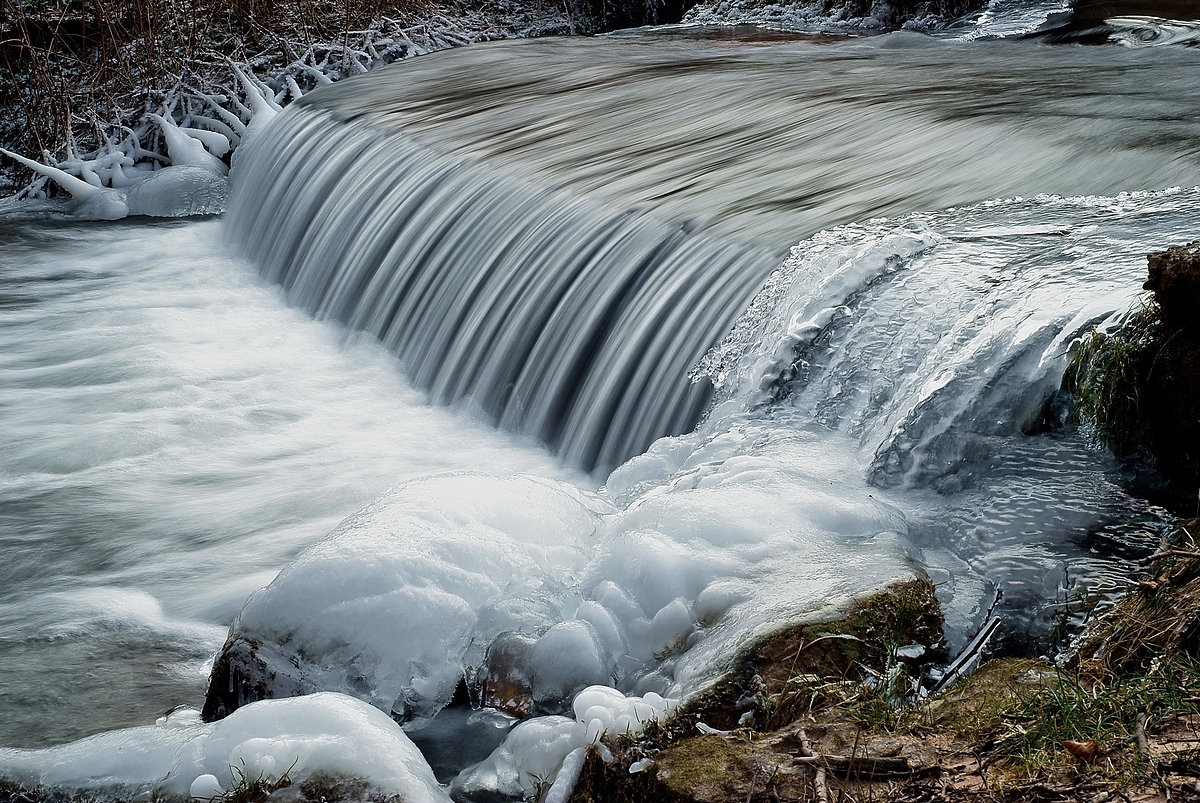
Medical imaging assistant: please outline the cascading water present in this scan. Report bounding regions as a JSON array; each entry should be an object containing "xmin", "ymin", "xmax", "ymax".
[
  {"xmin": 227, "ymin": 122, "xmax": 775, "ymax": 473},
  {"xmin": 226, "ymin": 33, "xmax": 1200, "ymax": 475},
  {"xmin": 2, "ymin": 15, "xmax": 1200, "ymax": 802}
]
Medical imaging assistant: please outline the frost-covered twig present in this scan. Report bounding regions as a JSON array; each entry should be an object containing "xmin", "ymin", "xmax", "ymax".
[{"xmin": 1, "ymin": 13, "xmax": 485, "ymax": 206}]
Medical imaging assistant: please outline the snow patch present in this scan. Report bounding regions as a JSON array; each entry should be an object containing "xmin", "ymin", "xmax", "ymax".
[{"xmin": 0, "ymin": 694, "xmax": 449, "ymax": 803}]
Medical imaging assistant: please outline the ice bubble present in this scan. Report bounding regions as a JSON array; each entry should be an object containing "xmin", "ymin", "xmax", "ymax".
[
  {"xmin": 581, "ymin": 705, "xmax": 614, "ymax": 732},
  {"xmin": 694, "ymin": 581, "xmax": 748, "ymax": 624},
  {"xmin": 571, "ymin": 685, "xmax": 626, "ymax": 721},
  {"xmin": 591, "ymin": 581, "xmax": 645, "ymax": 628},
  {"xmin": 189, "ymin": 774, "xmax": 224, "ymax": 800},
  {"xmin": 630, "ymin": 699, "xmax": 656, "ymax": 723},
  {"xmin": 529, "ymin": 620, "xmax": 611, "ymax": 705},
  {"xmin": 585, "ymin": 718, "xmax": 606, "ymax": 745},
  {"xmin": 570, "ymin": 685, "xmax": 676, "ymax": 743},
  {"xmin": 574, "ymin": 601, "xmax": 627, "ymax": 659},
  {"xmin": 255, "ymin": 753, "xmax": 277, "ymax": 778},
  {"xmin": 651, "ymin": 598, "xmax": 694, "ymax": 657}
]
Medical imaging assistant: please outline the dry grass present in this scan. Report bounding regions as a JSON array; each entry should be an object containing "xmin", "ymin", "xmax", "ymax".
[{"xmin": 0, "ymin": 0, "xmax": 475, "ymax": 192}]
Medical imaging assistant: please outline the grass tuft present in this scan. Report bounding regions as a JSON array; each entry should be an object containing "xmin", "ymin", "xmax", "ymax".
[{"xmin": 1062, "ymin": 297, "xmax": 1161, "ymax": 455}]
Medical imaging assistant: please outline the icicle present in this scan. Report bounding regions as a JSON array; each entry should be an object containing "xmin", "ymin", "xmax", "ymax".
[
  {"xmin": 285, "ymin": 74, "xmax": 305, "ymax": 103},
  {"xmin": 188, "ymin": 88, "xmax": 248, "ymax": 137},
  {"xmin": 2, "ymin": 148, "xmax": 104, "ymax": 201},
  {"xmin": 179, "ymin": 126, "xmax": 231, "ymax": 158},
  {"xmin": 232, "ymin": 64, "xmax": 283, "ymax": 123},
  {"xmin": 301, "ymin": 64, "xmax": 334, "ymax": 86},
  {"xmin": 182, "ymin": 114, "xmax": 241, "ymax": 148},
  {"xmin": 0, "ymin": 148, "xmax": 128, "ymax": 219}
]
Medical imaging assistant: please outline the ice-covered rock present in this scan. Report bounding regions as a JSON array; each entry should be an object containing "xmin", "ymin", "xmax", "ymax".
[
  {"xmin": 0, "ymin": 693, "xmax": 450, "ymax": 803},
  {"xmin": 204, "ymin": 474, "xmax": 608, "ymax": 724}
]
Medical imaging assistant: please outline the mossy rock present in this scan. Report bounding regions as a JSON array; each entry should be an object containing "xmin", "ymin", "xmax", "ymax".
[
  {"xmin": 927, "ymin": 657, "xmax": 1055, "ymax": 741},
  {"xmin": 670, "ymin": 578, "xmax": 944, "ymax": 732},
  {"xmin": 1064, "ymin": 240, "xmax": 1200, "ymax": 499}
]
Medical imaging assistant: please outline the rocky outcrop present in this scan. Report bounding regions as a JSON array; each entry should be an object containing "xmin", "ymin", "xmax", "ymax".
[
  {"xmin": 1138, "ymin": 242, "xmax": 1200, "ymax": 495},
  {"xmin": 1065, "ymin": 240, "xmax": 1200, "ymax": 500}
]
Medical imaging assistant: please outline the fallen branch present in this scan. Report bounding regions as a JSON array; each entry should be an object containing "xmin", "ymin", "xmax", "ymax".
[{"xmin": 790, "ymin": 753, "xmax": 929, "ymax": 779}]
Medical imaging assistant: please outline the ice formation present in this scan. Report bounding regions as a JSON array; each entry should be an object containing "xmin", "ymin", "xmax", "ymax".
[
  {"xmin": 451, "ymin": 686, "xmax": 677, "ymax": 800},
  {"xmin": 0, "ymin": 146, "xmax": 227, "ymax": 220},
  {"xmin": 209, "ymin": 474, "xmax": 610, "ymax": 723},
  {"xmin": 0, "ymin": 694, "xmax": 449, "ymax": 803},
  {"xmin": 208, "ymin": 416, "xmax": 920, "ymax": 736}
]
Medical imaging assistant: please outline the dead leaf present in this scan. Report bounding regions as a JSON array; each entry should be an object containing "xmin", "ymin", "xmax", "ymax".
[{"xmin": 1063, "ymin": 739, "xmax": 1105, "ymax": 764}]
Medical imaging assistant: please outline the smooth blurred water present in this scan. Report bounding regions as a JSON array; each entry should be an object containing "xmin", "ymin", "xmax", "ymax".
[
  {"xmin": 0, "ymin": 220, "xmax": 575, "ymax": 746},
  {"xmin": 231, "ymin": 32, "xmax": 1200, "ymax": 475},
  {"xmin": 2, "ymin": 28, "xmax": 1200, "ymax": 751}
]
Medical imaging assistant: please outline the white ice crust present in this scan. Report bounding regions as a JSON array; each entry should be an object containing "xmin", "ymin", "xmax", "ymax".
[
  {"xmin": 0, "ymin": 693, "xmax": 449, "ymax": 803},
  {"xmin": 229, "ymin": 473, "xmax": 610, "ymax": 721},
  {"xmin": 452, "ymin": 685, "xmax": 677, "ymax": 800},
  {"xmin": 225, "ymin": 438, "xmax": 917, "ymax": 725}
]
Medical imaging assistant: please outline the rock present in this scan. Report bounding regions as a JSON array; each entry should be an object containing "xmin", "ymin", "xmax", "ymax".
[
  {"xmin": 651, "ymin": 734, "xmax": 808, "ymax": 803},
  {"xmin": 1065, "ymin": 241, "xmax": 1200, "ymax": 499},
  {"xmin": 1144, "ymin": 240, "xmax": 1200, "ymax": 337},
  {"xmin": 669, "ymin": 579, "xmax": 944, "ymax": 733},
  {"xmin": 1134, "ymin": 242, "xmax": 1200, "ymax": 495},
  {"xmin": 201, "ymin": 637, "xmax": 308, "ymax": 722}
]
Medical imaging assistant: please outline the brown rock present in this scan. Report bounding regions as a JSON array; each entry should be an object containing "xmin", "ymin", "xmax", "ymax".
[
  {"xmin": 1144, "ymin": 240, "xmax": 1200, "ymax": 338},
  {"xmin": 1138, "ymin": 241, "xmax": 1200, "ymax": 496}
]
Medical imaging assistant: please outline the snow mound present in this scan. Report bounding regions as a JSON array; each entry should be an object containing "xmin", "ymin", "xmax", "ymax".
[{"xmin": 0, "ymin": 693, "xmax": 449, "ymax": 803}]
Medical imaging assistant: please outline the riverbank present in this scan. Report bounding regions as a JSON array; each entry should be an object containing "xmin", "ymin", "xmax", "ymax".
[{"xmin": 564, "ymin": 523, "xmax": 1200, "ymax": 803}]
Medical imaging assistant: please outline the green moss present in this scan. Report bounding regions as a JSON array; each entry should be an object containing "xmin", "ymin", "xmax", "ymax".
[
  {"xmin": 930, "ymin": 657, "xmax": 1053, "ymax": 741},
  {"xmin": 1062, "ymin": 298, "xmax": 1161, "ymax": 455},
  {"xmin": 653, "ymin": 736, "xmax": 753, "ymax": 799}
]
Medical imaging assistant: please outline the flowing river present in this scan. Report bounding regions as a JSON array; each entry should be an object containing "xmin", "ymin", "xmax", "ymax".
[{"xmin": 1, "ymin": 9, "xmax": 1199, "ymax": 799}]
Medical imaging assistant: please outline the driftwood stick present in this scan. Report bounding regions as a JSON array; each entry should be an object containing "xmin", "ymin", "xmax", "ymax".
[
  {"xmin": 1139, "ymin": 549, "xmax": 1200, "ymax": 565},
  {"xmin": 792, "ymin": 754, "xmax": 919, "ymax": 778}
]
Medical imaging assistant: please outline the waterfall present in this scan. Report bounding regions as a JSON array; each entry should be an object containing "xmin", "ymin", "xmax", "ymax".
[{"xmin": 226, "ymin": 109, "xmax": 776, "ymax": 473}]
